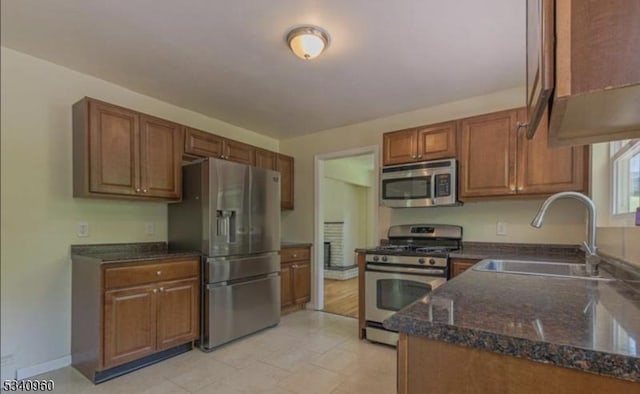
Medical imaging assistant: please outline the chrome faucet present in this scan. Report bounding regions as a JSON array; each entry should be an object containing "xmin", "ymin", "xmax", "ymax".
[{"xmin": 531, "ymin": 192, "xmax": 599, "ymax": 276}]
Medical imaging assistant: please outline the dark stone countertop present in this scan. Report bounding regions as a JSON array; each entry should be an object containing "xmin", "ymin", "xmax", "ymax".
[
  {"xmin": 71, "ymin": 242, "xmax": 201, "ymax": 263},
  {"xmin": 281, "ymin": 242, "xmax": 313, "ymax": 249},
  {"xmin": 384, "ymin": 258, "xmax": 640, "ymax": 382}
]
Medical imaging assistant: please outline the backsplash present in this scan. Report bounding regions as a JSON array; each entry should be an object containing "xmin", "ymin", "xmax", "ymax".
[{"xmin": 597, "ymin": 227, "xmax": 640, "ymax": 268}]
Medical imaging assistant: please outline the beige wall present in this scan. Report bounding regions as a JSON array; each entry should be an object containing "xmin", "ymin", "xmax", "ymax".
[
  {"xmin": 590, "ymin": 142, "xmax": 639, "ymax": 267},
  {"xmin": 0, "ymin": 47, "xmax": 278, "ymax": 379},
  {"xmin": 280, "ymin": 86, "xmax": 587, "ymax": 245}
]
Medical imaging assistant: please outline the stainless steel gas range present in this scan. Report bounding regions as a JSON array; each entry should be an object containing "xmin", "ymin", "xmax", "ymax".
[{"xmin": 365, "ymin": 224, "xmax": 462, "ymax": 346}]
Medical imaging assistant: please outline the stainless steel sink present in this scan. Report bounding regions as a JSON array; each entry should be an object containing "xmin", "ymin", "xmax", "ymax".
[{"xmin": 472, "ymin": 259, "xmax": 614, "ymax": 281}]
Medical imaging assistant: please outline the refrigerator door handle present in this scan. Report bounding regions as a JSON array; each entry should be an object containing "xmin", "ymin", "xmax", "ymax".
[{"xmin": 206, "ymin": 282, "xmax": 228, "ymax": 290}]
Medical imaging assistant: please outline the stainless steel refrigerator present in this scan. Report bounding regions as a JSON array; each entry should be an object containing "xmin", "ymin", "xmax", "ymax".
[{"xmin": 168, "ymin": 158, "xmax": 281, "ymax": 351}]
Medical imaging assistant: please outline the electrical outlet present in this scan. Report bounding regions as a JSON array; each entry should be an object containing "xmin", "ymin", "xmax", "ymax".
[
  {"xmin": 496, "ymin": 222, "xmax": 507, "ymax": 236},
  {"xmin": 144, "ymin": 222, "xmax": 155, "ymax": 236},
  {"xmin": 77, "ymin": 222, "xmax": 89, "ymax": 237}
]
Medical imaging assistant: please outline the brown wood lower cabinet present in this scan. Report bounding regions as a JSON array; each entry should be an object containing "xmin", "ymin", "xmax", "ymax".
[
  {"xmin": 103, "ymin": 284, "xmax": 157, "ymax": 368},
  {"xmin": 450, "ymin": 258, "xmax": 481, "ymax": 278},
  {"xmin": 280, "ymin": 246, "xmax": 311, "ymax": 314},
  {"xmin": 72, "ymin": 256, "xmax": 200, "ymax": 383},
  {"xmin": 280, "ymin": 263, "xmax": 293, "ymax": 308},
  {"xmin": 156, "ymin": 278, "xmax": 199, "ymax": 351},
  {"xmin": 397, "ymin": 334, "xmax": 636, "ymax": 394}
]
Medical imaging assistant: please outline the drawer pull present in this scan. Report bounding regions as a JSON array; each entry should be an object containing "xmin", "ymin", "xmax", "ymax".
[
  {"xmin": 292, "ymin": 254, "xmax": 297, "ymax": 258},
  {"xmin": 152, "ymin": 288, "xmax": 158, "ymax": 293},
  {"xmin": 156, "ymin": 271, "xmax": 162, "ymax": 276},
  {"xmin": 159, "ymin": 287, "xmax": 164, "ymax": 292}
]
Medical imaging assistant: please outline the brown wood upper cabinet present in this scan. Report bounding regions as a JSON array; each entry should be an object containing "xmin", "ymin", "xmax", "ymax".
[
  {"xmin": 277, "ymin": 154, "xmax": 294, "ymax": 210},
  {"xmin": 255, "ymin": 148, "xmax": 277, "ymax": 170},
  {"xmin": 525, "ymin": 0, "xmax": 554, "ymax": 139},
  {"xmin": 73, "ymin": 98, "xmax": 182, "ymax": 201},
  {"xmin": 459, "ymin": 108, "xmax": 588, "ymax": 200},
  {"xmin": 383, "ymin": 121, "xmax": 456, "ymax": 165},
  {"xmin": 527, "ymin": 0, "xmax": 640, "ymax": 145},
  {"xmin": 184, "ymin": 127, "xmax": 255, "ymax": 165}
]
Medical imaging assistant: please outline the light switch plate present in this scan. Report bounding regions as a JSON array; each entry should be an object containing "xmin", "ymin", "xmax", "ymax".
[
  {"xmin": 77, "ymin": 222, "xmax": 89, "ymax": 237},
  {"xmin": 496, "ymin": 222, "xmax": 507, "ymax": 236},
  {"xmin": 145, "ymin": 222, "xmax": 155, "ymax": 235}
]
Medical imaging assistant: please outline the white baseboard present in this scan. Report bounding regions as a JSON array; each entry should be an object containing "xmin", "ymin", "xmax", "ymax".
[{"xmin": 16, "ymin": 355, "xmax": 71, "ymax": 380}]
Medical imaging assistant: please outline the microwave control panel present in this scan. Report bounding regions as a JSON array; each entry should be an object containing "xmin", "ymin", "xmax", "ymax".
[{"xmin": 434, "ymin": 174, "xmax": 451, "ymax": 197}]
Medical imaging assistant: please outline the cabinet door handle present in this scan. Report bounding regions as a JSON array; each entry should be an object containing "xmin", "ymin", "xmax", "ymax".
[
  {"xmin": 516, "ymin": 121, "xmax": 528, "ymax": 131},
  {"xmin": 417, "ymin": 154, "xmax": 423, "ymax": 159},
  {"xmin": 411, "ymin": 155, "xmax": 417, "ymax": 159},
  {"xmin": 159, "ymin": 287, "xmax": 164, "ymax": 292},
  {"xmin": 152, "ymin": 288, "xmax": 158, "ymax": 293},
  {"xmin": 156, "ymin": 271, "xmax": 162, "ymax": 276},
  {"xmin": 142, "ymin": 189, "xmax": 147, "ymax": 193},
  {"xmin": 292, "ymin": 254, "xmax": 298, "ymax": 258},
  {"xmin": 510, "ymin": 185, "xmax": 516, "ymax": 192},
  {"xmin": 135, "ymin": 188, "xmax": 141, "ymax": 193}
]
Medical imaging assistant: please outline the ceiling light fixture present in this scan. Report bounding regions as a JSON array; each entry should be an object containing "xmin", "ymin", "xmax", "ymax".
[{"xmin": 286, "ymin": 26, "xmax": 330, "ymax": 60}]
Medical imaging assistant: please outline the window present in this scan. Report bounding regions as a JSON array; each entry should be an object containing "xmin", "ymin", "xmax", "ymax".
[{"xmin": 611, "ymin": 139, "xmax": 640, "ymax": 215}]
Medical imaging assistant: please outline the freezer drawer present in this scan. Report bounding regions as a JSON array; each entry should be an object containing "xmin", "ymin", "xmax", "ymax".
[
  {"xmin": 201, "ymin": 274, "xmax": 280, "ymax": 350},
  {"xmin": 204, "ymin": 252, "xmax": 279, "ymax": 283}
]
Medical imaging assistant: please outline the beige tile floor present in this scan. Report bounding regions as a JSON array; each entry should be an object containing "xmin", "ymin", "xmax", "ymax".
[{"xmin": 33, "ymin": 311, "xmax": 396, "ymax": 394}]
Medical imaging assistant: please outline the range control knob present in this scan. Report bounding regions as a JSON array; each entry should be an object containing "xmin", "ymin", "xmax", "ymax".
[
  {"xmin": 373, "ymin": 256, "xmax": 380, "ymax": 262},
  {"xmin": 381, "ymin": 256, "xmax": 388, "ymax": 262},
  {"xmin": 418, "ymin": 258, "xmax": 426, "ymax": 265},
  {"xmin": 429, "ymin": 258, "xmax": 436, "ymax": 265}
]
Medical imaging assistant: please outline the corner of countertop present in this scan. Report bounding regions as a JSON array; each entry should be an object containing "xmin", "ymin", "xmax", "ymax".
[{"xmin": 281, "ymin": 241, "xmax": 313, "ymax": 248}]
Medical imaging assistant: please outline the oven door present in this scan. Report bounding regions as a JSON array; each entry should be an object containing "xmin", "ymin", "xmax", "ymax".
[{"xmin": 365, "ymin": 269, "xmax": 446, "ymax": 323}]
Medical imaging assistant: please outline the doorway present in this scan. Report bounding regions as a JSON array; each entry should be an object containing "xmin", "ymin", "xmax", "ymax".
[{"xmin": 312, "ymin": 146, "xmax": 379, "ymax": 317}]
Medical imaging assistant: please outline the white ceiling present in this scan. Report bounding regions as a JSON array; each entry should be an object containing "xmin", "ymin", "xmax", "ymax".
[{"xmin": 1, "ymin": 1, "xmax": 525, "ymax": 139}]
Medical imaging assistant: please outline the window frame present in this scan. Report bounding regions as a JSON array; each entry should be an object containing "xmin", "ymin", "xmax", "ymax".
[{"xmin": 610, "ymin": 139, "xmax": 640, "ymax": 219}]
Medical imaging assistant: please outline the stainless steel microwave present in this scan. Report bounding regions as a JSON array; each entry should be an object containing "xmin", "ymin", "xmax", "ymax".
[{"xmin": 381, "ymin": 159, "xmax": 459, "ymax": 208}]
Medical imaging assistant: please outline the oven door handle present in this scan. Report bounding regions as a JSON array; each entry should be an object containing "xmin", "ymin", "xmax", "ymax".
[{"xmin": 367, "ymin": 264, "xmax": 444, "ymax": 275}]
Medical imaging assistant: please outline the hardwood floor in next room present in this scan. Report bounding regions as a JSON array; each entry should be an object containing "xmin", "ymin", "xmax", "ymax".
[{"xmin": 323, "ymin": 278, "xmax": 358, "ymax": 319}]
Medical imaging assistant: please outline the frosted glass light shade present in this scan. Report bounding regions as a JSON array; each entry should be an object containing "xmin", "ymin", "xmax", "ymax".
[{"xmin": 286, "ymin": 26, "xmax": 329, "ymax": 60}]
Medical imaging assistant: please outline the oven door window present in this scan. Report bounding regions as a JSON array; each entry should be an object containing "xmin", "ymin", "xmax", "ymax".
[
  {"xmin": 376, "ymin": 278, "xmax": 432, "ymax": 312},
  {"xmin": 382, "ymin": 177, "xmax": 431, "ymax": 200}
]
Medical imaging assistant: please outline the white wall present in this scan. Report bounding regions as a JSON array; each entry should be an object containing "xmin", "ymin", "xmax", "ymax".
[
  {"xmin": 280, "ymin": 86, "xmax": 587, "ymax": 245},
  {"xmin": 0, "ymin": 47, "xmax": 278, "ymax": 379},
  {"xmin": 324, "ymin": 160, "xmax": 374, "ymax": 187},
  {"xmin": 323, "ymin": 178, "xmax": 368, "ymax": 265}
]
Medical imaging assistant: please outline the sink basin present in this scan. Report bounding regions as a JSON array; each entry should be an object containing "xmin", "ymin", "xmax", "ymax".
[{"xmin": 472, "ymin": 259, "xmax": 614, "ymax": 281}]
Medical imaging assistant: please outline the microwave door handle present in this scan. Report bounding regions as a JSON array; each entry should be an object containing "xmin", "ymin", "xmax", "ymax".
[{"xmin": 430, "ymin": 173, "xmax": 436, "ymax": 205}]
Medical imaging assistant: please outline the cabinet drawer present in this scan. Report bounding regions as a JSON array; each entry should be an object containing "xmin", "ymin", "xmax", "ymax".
[
  {"xmin": 280, "ymin": 248, "xmax": 309, "ymax": 263},
  {"xmin": 104, "ymin": 259, "xmax": 199, "ymax": 289}
]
